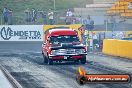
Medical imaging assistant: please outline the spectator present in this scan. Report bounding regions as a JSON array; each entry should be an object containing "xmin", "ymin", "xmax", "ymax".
[
  {"xmin": 66, "ymin": 9, "xmax": 73, "ymax": 17},
  {"xmin": 93, "ymin": 33, "xmax": 98, "ymax": 44},
  {"xmin": 8, "ymin": 9, "xmax": 13, "ymax": 25},
  {"xmin": 78, "ymin": 15, "xmax": 83, "ymax": 24},
  {"xmin": 65, "ymin": 16, "xmax": 72, "ymax": 25},
  {"xmin": 31, "ymin": 8, "xmax": 37, "ymax": 22},
  {"xmin": 41, "ymin": 11, "xmax": 47, "ymax": 24},
  {"xmin": 83, "ymin": 16, "xmax": 94, "ymax": 31},
  {"xmin": 48, "ymin": 9, "xmax": 54, "ymax": 25},
  {"xmin": 78, "ymin": 25, "xmax": 85, "ymax": 44},
  {"xmin": 25, "ymin": 8, "xmax": 31, "ymax": 22},
  {"xmin": 72, "ymin": 15, "xmax": 76, "ymax": 24},
  {"xmin": 65, "ymin": 9, "xmax": 73, "ymax": 24},
  {"xmin": 93, "ymin": 33, "xmax": 99, "ymax": 50},
  {"xmin": 3, "ymin": 7, "xmax": 9, "ymax": 24},
  {"xmin": 83, "ymin": 16, "xmax": 91, "ymax": 30}
]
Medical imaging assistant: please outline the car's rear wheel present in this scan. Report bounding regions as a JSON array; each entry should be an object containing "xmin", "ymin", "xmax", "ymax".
[{"xmin": 80, "ymin": 56, "xmax": 86, "ymax": 64}]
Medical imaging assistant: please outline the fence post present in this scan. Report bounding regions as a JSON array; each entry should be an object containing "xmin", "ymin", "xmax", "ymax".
[{"xmin": 1, "ymin": 16, "xmax": 2, "ymax": 25}]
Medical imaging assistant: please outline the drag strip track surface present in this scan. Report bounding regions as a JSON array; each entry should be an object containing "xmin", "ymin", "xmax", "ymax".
[{"xmin": 0, "ymin": 42, "xmax": 132, "ymax": 88}]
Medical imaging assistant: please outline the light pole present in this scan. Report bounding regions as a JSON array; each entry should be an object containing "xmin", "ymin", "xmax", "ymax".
[
  {"xmin": 106, "ymin": 15, "xmax": 108, "ymax": 32},
  {"xmin": 53, "ymin": 0, "xmax": 56, "ymax": 11}
]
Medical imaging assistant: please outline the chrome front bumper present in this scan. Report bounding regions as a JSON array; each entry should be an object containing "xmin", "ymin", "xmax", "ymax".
[{"xmin": 49, "ymin": 53, "xmax": 87, "ymax": 57}]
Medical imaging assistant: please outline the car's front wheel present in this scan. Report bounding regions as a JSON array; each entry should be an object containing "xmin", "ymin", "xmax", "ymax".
[
  {"xmin": 43, "ymin": 54, "xmax": 48, "ymax": 64},
  {"xmin": 80, "ymin": 56, "xmax": 86, "ymax": 64},
  {"xmin": 48, "ymin": 59, "xmax": 53, "ymax": 65},
  {"xmin": 74, "ymin": 60, "xmax": 79, "ymax": 63}
]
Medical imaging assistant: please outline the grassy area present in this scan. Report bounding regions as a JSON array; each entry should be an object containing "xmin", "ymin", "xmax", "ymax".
[
  {"xmin": 0, "ymin": 0, "xmax": 92, "ymax": 14},
  {"xmin": 0, "ymin": 0, "xmax": 92, "ymax": 24}
]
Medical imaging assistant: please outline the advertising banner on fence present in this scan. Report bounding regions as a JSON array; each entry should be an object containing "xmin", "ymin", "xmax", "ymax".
[{"xmin": 0, "ymin": 25, "xmax": 43, "ymax": 41}]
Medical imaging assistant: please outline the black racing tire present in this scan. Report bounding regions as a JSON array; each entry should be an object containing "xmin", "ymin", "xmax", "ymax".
[
  {"xmin": 74, "ymin": 60, "xmax": 79, "ymax": 63},
  {"xmin": 80, "ymin": 56, "xmax": 86, "ymax": 64},
  {"xmin": 43, "ymin": 54, "xmax": 48, "ymax": 64},
  {"xmin": 48, "ymin": 59, "xmax": 53, "ymax": 65}
]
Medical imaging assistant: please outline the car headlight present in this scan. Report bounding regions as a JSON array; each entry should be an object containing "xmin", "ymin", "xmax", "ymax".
[
  {"xmin": 51, "ymin": 50, "xmax": 57, "ymax": 55},
  {"xmin": 76, "ymin": 49, "xmax": 86, "ymax": 54},
  {"xmin": 51, "ymin": 49, "xmax": 66, "ymax": 55}
]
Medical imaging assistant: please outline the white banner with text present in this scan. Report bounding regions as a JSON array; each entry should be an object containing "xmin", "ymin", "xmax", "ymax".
[{"xmin": 0, "ymin": 25, "xmax": 43, "ymax": 41}]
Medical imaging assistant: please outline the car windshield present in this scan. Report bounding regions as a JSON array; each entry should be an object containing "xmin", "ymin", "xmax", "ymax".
[{"xmin": 49, "ymin": 35, "xmax": 80, "ymax": 44}]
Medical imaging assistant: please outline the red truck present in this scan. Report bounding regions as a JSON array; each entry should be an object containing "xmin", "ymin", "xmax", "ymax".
[{"xmin": 42, "ymin": 27, "xmax": 87, "ymax": 65}]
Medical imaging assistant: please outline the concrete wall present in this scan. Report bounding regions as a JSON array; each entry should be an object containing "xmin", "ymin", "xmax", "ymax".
[{"xmin": 103, "ymin": 39, "xmax": 132, "ymax": 59}]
